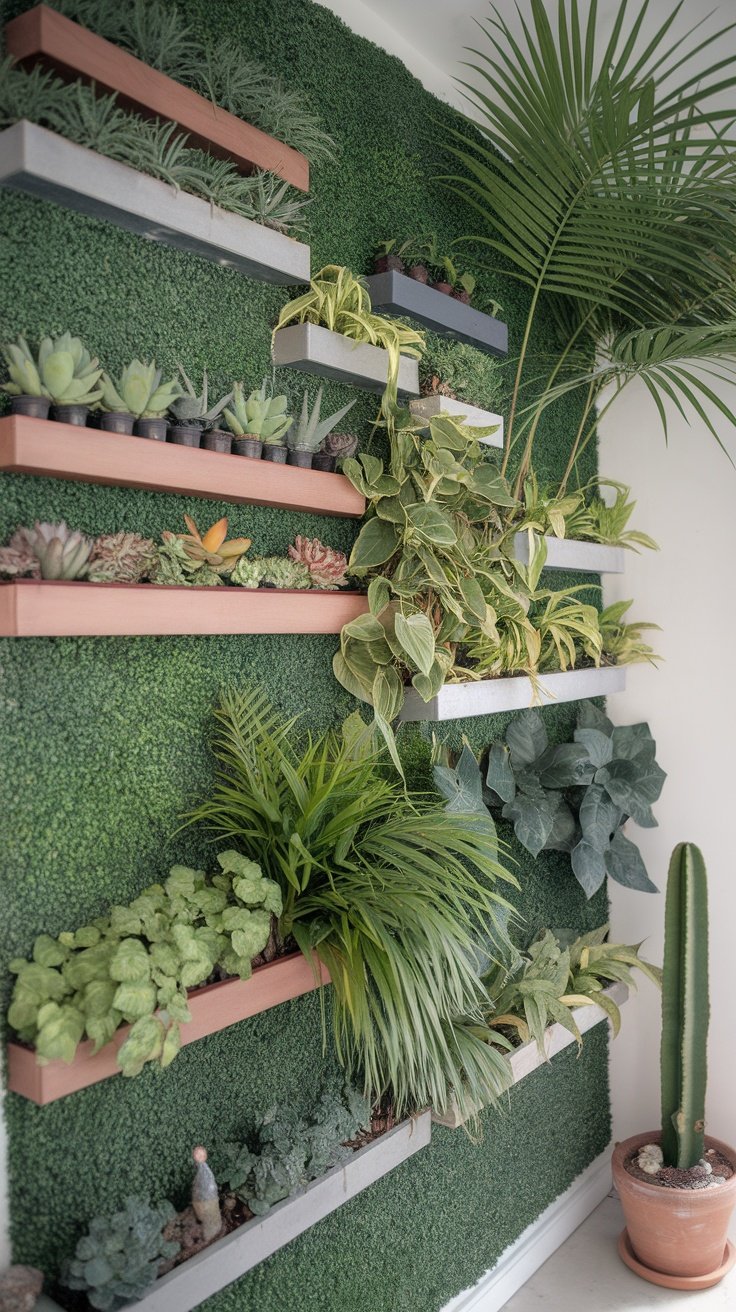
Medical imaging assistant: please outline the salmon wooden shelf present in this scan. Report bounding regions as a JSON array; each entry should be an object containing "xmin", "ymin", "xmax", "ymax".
[
  {"xmin": 433, "ymin": 983, "xmax": 628, "ymax": 1129},
  {"xmin": 0, "ymin": 580, "xmax": 369, "ymax": 638},
  {"xmin": 5, "ymin": 5, "xmax": 309, "ymax": 190},
  {"xmin": 0, "ymin": 416, "xmax": 365, "ymax": 517},
  {"xmin": 8, "ymin": 953, "xmax": 330, "ymax": 1105},
  {"xmin": 0, "ymin": 123, "xmax": 310, "ymax": 284}
]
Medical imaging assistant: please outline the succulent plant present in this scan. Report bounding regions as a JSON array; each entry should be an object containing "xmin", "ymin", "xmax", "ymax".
[
  {"xmin": 288, "ymin": 536, "xmax": 349, "ymax": 589},
  {"xmin": 150, "ymin": 538, "xmax": 224, "ymax": 588},
  {"xmin": 99, "ymin": 360, "xmax": 182, "ymax": 418},
  {"xmin": 0, "ymin": 541, "xmax": 41, "ymax": 578},
  {"xmin": 288, "ymin": 386, "xmax": 357, "ymax": 453},
  {"xmin": 162, "ymin": 515, "xmax": 252, "ymax": 577},
  {"xmin": 168, "ymin": 364, "xmax": 233, "ymax": 428},
  {"xmin": 231, "ymin": 555, "xmax": 311, "ymax": 590},
  {"xmin": 12, "ymin": 521, "xmax": 93, "ymax": 581},
  {"xmin": 223, "ymin": 379, "xmax": 293, "ymax": 444},
  {"xmin": 321, "ymin": 430, "xmax": 359, "ymax": 464},
  {"xmin": 87, "ymin": 532, "xmax": 157, "ymax": 584},
  {"xmin": 1, "ymin": 332, "xmax": 103, "ymax": 404},
  {"xmin": 61, "ymin": 1195, "xmax": 179, "ymax": 1310}
]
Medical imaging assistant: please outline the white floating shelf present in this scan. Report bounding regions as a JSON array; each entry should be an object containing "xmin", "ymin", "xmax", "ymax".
[
  {"xmin": 513, "ymin": 532, "xmax": 625, "ymax": 574},
  {"xmin": 0, "ymin": 121, "xmax": 310, "ymax": 284},
  {"xmin": 271, "ymin": 323, "xmax": 420, "ymax": 395},
  {"xmin": 398, "ymin": 665, "xmax": 627, "ymax": 722},
  {"xmin": 38, "ymin": 1113, "xmax": 431, "ymax": 1312},
  {"xmin": 433, "ymin": 984, "xmax": 628, "ymax": 1129},
  {"xmin": 409, "ymin": 396, "xmax": 503, "ymax": 447}
]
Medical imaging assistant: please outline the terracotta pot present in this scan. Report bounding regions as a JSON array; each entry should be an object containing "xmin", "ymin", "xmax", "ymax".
[
  {"xmin": 430, "ymin": 281, "xmax": 453, "ymax": 296},
  {"xmin": 374, "ymin": 254, "xmax": 404, "ymax": 275},
  {"xmin": 169, "ymin": 424, "xmax": 202, "ymax": 448},
  {"xmin": 10, "ymin": 394, "xmax": 51, "ymax": 420},
  {"xmin": 100, "ymin": 411, "xmax": 134, "ymax": 435},
  {"xmin": 406, "ymin": 263, "xmax": 429, "ymax": 283},
  {"xmin": 135, "ymin": 417, "xmax": 168, "ymax": 442},
  {"xmin": 612, "ymin": 1131, "xmax": 736, "ymax": 1285}
]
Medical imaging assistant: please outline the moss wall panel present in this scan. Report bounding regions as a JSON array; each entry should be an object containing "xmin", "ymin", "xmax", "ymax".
[{"xmin": 0, "ymin": 1, "xmax": 607, "ymax": 1308}]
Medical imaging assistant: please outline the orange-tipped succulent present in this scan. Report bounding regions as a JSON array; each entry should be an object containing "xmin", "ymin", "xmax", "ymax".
[{"xmin": 165, "ymin": 515, "xmax": 252, "ymax": 576}]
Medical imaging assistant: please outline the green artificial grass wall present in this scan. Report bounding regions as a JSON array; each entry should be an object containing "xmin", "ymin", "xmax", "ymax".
[{"xmin": 0, "ymin": 1, "xmax": 609, "ymax": 1307}]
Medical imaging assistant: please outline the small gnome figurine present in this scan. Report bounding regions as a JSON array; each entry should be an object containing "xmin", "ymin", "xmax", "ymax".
[{"xmin": 192, "ymin": 1146, "xmax": 222, "ymax": 1242}]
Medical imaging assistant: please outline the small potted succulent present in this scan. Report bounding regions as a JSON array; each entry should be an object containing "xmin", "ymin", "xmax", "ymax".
[
  {"xmin": 168, "ymin": 365, "xmax": 234, "ymax": 451},
  {"xmin": 1, "ymin": 332, "xmax": 103, "ymax": 423},
  {"xmin": 313, "ymin": 430, "xmax": 359, "ymax": 474},
  {"xmin": 372, "ymin": 238, "xmax": 406, "ymax": 275},
  {"xmin": 99, "ymin": 360, "xmax": 181, "ymax": 439},
  {"xmin": 286, "ymin": 387, "xmax": 356, "ymax": 468},
  {"xmin": 612, "ymin": 843, "xmax": 736, "ymax": 1290},
  {"xmin": 223, "ymin": 379, "xmax": 293, "ymax": 462}
]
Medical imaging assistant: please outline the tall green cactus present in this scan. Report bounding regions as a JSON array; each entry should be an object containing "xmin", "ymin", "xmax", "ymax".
[{"xmin": 660, "ymin": 842, "xmax": 710, "ymax": 1168}]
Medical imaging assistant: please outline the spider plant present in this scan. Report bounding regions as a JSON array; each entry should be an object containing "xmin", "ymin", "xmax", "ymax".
[
  {"xmin": 185, "ymin": 686, "xmax": 519, "ymax": 1119},
  {"xmin": 599, "ymin": 600, "xmax": 660, "ymax": 666},
  {"xmin": 273, "ymin": 266, "xmax": 425, "ymax": 408},
  {"xmin": 583, "ymin": 482, "xmax": 659, "ymax": 552},
  {"xmin": 442, "ymin": 0, "xmax": 736, "ymax": 495}
]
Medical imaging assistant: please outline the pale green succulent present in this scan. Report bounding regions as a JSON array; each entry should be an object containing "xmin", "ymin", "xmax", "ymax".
[
  {"xmin": 1, "ymin": 332, "xmax": 103, "ymax": 404},
  {"xmin": 100, "ymin": 359, "xmax": 181, "ymax": 418},
  {"xmin": 223, "ymin": 379, "xmax": 293, "ymax": 443},
  {"xmin": 13, "ymin": 521, "xmax": 93, "ymax": 580},
  {"xmin": 62, "ymin": 1195, "xmax": 179, "ymax": 1310},
  {"xmin": 288, "ymin": 386, "xmax": 357, "ymax": 453},
  {"xmin": 232, "ymin": 555, "xmax": 311, "ymax": 590},
  {"xmin": 168, "ymin": 364, "xmax": 233, "ymax": 428}
]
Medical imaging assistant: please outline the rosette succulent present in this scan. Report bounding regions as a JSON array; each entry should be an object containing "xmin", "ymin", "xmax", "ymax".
[
  {"xmin": 100, "ymin": 360, "xmax": 181, "ymax": 418},
  {"xmin": 232, "ymin": 556, "xmax": 311, "ymax": 590},
  {"xmin": 288, "ymin": 386, "xmax": 356, "ymax": 453},
  {"xmin": 12, "ymin": 521, "xmax": 93, "ymax": 580},
  {"xmin": 321, "ymin": 430, "xmax": 359, "ymax": 465},
  {"xmin": 1, "ymin": 333, "xmax": 103, "ymax": 404},
  {"xmin": 168, "ymin": 365, "xmax": 233, "ymax": 429},
  {"xmin": 162, "ymin": 515, "xmax": 252, "ymax": 577},
  {"xmin": 288, "ymin": 536, "xmax": 348, "ymax": 589},
  {"xmin": 0, "ymin": 538, "xmax": 40, "ymax": 578},
  {"xmin": 88, "ymin": 532, "xmax": 157, "ymax": 584},
  {"xmin": 223, "ymin": 379, "xmax": 293, "ymax": 444}
]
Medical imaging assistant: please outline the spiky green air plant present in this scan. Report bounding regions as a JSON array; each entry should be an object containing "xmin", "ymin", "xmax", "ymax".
[
  {"xmin": 99, "ymin": 360, "xmax": 181, "ymax": 418},
  {"xmin": 12, "ymin": 521, "xmax": 92, "ymax": 581},
  {"xmin": 660, "ymin": 843, "xmax": 710, "ymax": 1170},
  {"xmin": 222, "ymin": 379, "xmax": 293, "ymax": 444},
  {"xmin": 168, "ymin": 365, "xmax": 233, "ymax": 428},
  {"xmin": 288, "ymin": 386, "xmax": 357, "ymax": 453},
  {"xmin": 164, "ymin": 515, "xmax": 251, "ymax": 576},
  {"xmin": 1, "ymin": 332, "xmax": 103, "ymax": 404}
]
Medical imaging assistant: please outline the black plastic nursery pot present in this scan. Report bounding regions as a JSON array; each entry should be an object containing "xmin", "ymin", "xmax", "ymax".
[
  {"xmin": 406, "ymin": 263, "xmax": 429, "ymax": 283},
  {"xmin": 100, "ymin": 411, "xmax": 135, "ymax": 435},
  {"xmin": 135, "ymin": 418, "xmax": 168, "ymax": 442},
  {"xmin": 311, "ymin": 451, "xmax": 337, "ymax": 473},
  {"xmin": 10, "ymin": 394, "xmax": 51, "ymax": 420},
  {"xmin": 52, "ymin": 403, "xmax": 88, "ymax": 426},
  {"xmin": 169, "ymin": 424, "xmax": 202, "ymax": 448},
  {"xmin": 430, "ymin": 281, "xmax": 453, "ymax": 296},
  {"xmin": 233, "ymin": 436, "xmax": 263, "ymax": 459},
  {"xmin": 374, "ymin": 254, "xmax": 404, "ymax": 274},
  {"xmin": 261, "ymin": 443, "xmax": 288, "ymax": 464},
  {"xmin": 287, "ymin": 449, "xmax": 313, "ymax": 468},
  {"xmin": 201, "ymin": 428, "xmax": 231, "ymax": 454}
]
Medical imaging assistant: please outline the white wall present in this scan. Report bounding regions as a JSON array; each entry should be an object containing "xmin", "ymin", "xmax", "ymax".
[{"xmin": 599, "ymin": 381, "xmax": 736, "ymax": 1150}]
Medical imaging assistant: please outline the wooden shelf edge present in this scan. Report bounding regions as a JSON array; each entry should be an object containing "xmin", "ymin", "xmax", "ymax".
[
  {"xmin": 0, "ymin": 415, "xmax": 364, "ymax": 517},
  {"xmin": 5, "ymin": 5, "xmax": 309, "ymax": 190},
  {"xmin": 7, "ymin": 953, "xmax": 330, "ymax": 1105}
]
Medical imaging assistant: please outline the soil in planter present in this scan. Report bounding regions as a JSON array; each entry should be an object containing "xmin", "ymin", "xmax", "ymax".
[{"xmin": 624, "ymin": 1145, "xmax": 734, "ymax": 1191}]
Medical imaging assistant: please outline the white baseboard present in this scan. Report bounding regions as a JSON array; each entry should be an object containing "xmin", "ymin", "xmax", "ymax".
[{"xmin": 440, "ymin": 1150, "xmax": 612, "ymax": 1312}]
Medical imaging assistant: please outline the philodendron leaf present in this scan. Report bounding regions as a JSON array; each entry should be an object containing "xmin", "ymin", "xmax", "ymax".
[
  {"xmin": 433, "ymin": 744, "xmax": 487, "ymax": 815},
  {"xmin": 372, "ymin": 665, "xmax": 404, "ymax": 723},
  {"xmin": 536, "ymin": 743, "xmax": 596, "ymax": 789},
  {"xmin": 458, "ymin": 574, "xmax": 487, "ymax": 622},
  {"xmin": 576, "ymin": 701, "xmax": 613, "ymax": 734},
  {"xmin": 605, "ymin": 829, "xmax": 658, "ymax": 893},
  {"xmin": 485, "ymin": 743, "xmax": 516, "ymax": 804},
  {"xmin": 349, "ymin": 518, "xmax": 400, "ymax": 571},
  {"xmin": 405, "ymin": 502, "xmax": 457, "ymax": 546},
  {"xmin": 574, "ymin": 727, "xmax": 614, "ymax": 768},
  {"xmin": 367, "ymin": 576, "xmax": 391, "ymax": 615},
  {"xmin": 502, "ymin": 792, "xmax": 557, "ymax": 857},
  {"xmin": 579, "ymin": 784, "xmax": 622, "ymax": 852},
  {"xmin": 506, "ymin": 709, "xmax": 548, "ymax": 769},
  {"xmin": 571, "ymin": 839, "xmax": 608, "ymax": 898},
  {"xmin": 394, "ymin": 611, "xmax": 435, "ymax": 675},
  {"xmin": 411, "ymin": 658, "xmax": 446, "ymax": 702},
  {"xmin": 595, "ymin": 758, "xmax": 666, "ymax": 826}
]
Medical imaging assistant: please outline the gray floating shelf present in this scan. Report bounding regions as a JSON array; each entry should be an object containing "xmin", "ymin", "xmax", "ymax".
[
  {"xmin": 0, "ymin": 121, "xmax": 310, "ymax": 284},
  {"xmin": 37, "ymin": 1113, "xmax": 431, "ymax": 1312},
  {"xmin": 513, "ymin": 531, "xmax": 625, "ymax": 575},
  {"xmin": 271, "ymin": 323, "xmax": 420, "ymax": 395},
  {"xmin": 365, "ymin": 271, "xmax": 508, "ymax": 356},
  {"xmin": 409, "ymin": 395, "xmax": 503, "ymax": 447},
  {"xmin": 398, "ymin": 665, "xmax": 627, "ymax": 722}
]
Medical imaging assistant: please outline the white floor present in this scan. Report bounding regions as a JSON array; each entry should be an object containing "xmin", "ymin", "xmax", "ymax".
[{"xmin": 502, "ymin": 1193, "xmax": 736, "ymax": 1310}]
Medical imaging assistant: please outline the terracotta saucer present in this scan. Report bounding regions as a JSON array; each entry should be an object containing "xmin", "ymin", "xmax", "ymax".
[{"xmin": 618, "ymin": 1229, "xmax": 736, "ymax": 1290}]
